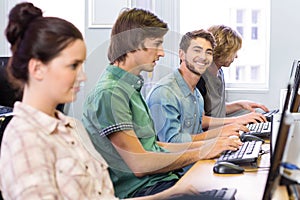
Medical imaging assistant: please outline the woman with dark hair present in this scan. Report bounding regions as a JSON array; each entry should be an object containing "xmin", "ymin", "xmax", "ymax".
[{"xmin": 0, "ymin": 2, "xmax": 196, "ymax": 200}]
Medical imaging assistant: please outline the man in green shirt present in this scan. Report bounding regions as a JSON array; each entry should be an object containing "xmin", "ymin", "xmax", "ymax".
[{"xmin": 82, "ymin": 8, "xmax": 242, "ymax": 199}]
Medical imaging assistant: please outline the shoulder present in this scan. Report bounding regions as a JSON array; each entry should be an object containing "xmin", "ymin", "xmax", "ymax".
[
  {"xmin": 147, "ymin": 79, "xmax": 177, "ymax": 102},
  {"xmin": 149, "ymin": 72, "xmax": 178, "ymax": 94},
  {"xmin": 85, "ymin": 79, "xmax": 129, "ymax": 107}
]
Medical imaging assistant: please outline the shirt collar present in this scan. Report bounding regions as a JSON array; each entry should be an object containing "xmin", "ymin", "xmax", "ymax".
[
  {"xmin": 107, "ymin": 65, "xmax": 144, "ymax": 91},
  {"xmin": 174, "ymin": 69, "xmax": 194, "ymax": 97},
  {"xmin": 14, "ymin": 102, "xmax": 75, "ymax": 135}
]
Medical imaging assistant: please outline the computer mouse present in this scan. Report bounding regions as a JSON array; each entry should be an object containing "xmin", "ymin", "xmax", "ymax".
[
  {"xmin": 213, "ymin": 161, "xmax": 244, "ymax": 174},
  {"xmin": 240, "ymin": 133, "xmax": 265, "ymax": 143}
]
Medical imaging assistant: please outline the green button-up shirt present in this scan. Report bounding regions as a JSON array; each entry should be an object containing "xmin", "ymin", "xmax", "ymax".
[{"xmin": 82, "ymin": 65, "xmax": 179, "ymax": 198}]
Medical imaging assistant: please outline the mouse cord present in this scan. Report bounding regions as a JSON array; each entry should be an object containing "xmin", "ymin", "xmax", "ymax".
[
  {"xmin": 244, "ymin": 167, "xmax": 270, "ymax": 172},
  {"xmin": 259, "ymin": 149, "xmax": 271, "ymax": 156}
]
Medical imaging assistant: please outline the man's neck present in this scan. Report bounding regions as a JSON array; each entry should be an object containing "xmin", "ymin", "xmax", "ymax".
[
  {"xmin": 113, "ymin": 60, "xmax": 141, "ymax": 76},
  {"xmin": 178, "ymin": 65, "xmax": 201, "ymax": 92}
]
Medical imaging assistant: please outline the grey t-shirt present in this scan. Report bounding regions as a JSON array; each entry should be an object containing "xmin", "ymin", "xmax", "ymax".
[{"xmin": 197, "ymin": 69, "xmax": 226, "ymax": 117}]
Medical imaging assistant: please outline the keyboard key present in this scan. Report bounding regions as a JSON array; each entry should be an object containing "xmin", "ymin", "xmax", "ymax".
[{"xmin": 243, "ymin": 121, "xmax": 272, "ymax": 138}]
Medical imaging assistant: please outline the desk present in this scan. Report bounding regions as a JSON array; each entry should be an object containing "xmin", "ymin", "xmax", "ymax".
[{"xmin": 176, "ymin": 144, "xmax": 289, "ymax": 200}]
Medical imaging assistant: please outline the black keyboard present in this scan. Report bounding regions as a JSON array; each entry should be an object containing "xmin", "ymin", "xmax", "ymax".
[
  {"xmin": 167, "ymin": 188, "xmax": 237, "ymax": 200},
  {"xmin": 0, "ymin": 105, "xmax": 13, "ymax": 117},
  {"xmin": 244, "ymin": 121, "xmax": 272, "ymax": 138},
  {"xmin": 217, "ymin": 141, "xmax": 263, "ymax": 164},
  {"xmin": 262, "ymin": 109, "xmax": 279, "ymax": 121}
]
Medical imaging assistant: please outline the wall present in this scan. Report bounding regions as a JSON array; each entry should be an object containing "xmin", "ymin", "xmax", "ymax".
[
  {"xmin": 0, "ymin": 0, "xmax": 85, "ymax": 119},
  {"xmin": 70, "ymin": 0, "xmax": 181, "ymax": 119}
]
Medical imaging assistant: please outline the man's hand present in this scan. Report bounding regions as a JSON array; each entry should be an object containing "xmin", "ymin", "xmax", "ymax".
[
  {"xmin": 218, "ymin": 123, "xmax": 249, "ymax": 137},
  {"xmin": 234, "ymin": 112, "xmax": 267, "ymax": 124},
  {"xmin": 199, "ymin": 137, "xmax": 243, "ymax": 159},
  {"xmin": 235, "ymin": 100, "xmax": 269, "ymax": 112}
]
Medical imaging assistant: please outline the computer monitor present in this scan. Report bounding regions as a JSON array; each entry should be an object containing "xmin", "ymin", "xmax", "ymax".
[
  {"xmin": 262, "ymin": 83, "xmax": 292, "ymax": 200},
  {"xmin": 289, "ymin": 60, "xmax": 300, "ymax": 113},
  {"xmin": 0, "ymin": 56, "xmax": 22, "ymax": 107}
]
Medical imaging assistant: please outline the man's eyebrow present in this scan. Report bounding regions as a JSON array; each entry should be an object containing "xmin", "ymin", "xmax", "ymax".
[
  {"xmin": 193, "ymin": 45, "xmax": 213, "ymax": 52},
  {"xmin": 192, "ymin": 46, "xmax": 203, "ymax": 49}
]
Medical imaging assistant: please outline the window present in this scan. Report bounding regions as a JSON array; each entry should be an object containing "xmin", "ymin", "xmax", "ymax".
[
  {"xmin": 251, "ymin": 10, "xmax": 259, "ymax": 40},
  {"xmin": 180, "ymin": 0, "xmax": 270, "ymax": 90},
  {"xmin": 235, "ymin": 66, "xmax": 246, "ymax": 81},
  {"xmin": 251, "ymin": 65, "xmax": 260, "ymax": 81}
]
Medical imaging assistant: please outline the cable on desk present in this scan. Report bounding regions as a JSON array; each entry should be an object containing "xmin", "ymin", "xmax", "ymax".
[
  {"xmin": 287, "ymin": 184, "xmax": 300, "ymax": 200},
  {"xmin": 259, "ymin": 149, "xmax": 270, "ymax": 156},
  {"xmin": 244, "ymin": 167, "xmax": 270, "ymax": 173}
]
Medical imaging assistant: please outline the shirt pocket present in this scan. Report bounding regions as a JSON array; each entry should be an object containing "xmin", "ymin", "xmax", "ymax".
[
  {"xmin": 56, "ymin": 157, "xmax": 90, "ymax": 189},
  {"xmin": 56, "ymin": 157, "xmax": 88, "ymax": 175}
]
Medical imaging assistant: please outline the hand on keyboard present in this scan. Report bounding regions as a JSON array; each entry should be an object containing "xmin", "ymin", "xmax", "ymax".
[
  {"xmin": 215, "ymin": 123, "xmax": 249, "ymax": 137},
  {"xmin": 200, "ymin": 136, "xmax": 243, "ymax": 159},
  {"xmin": 233, "ymin": 111, "xmax": 268, "ymax": 125},
  {"xmin": 241, "ymin": 122, "xmax": 272, "ymax": 138},
  {"xmin": 217, "ymin": 140, "xmax": 263, "ymax": 164},
  {"xmin": 262, "ymin": 109, "xmax": 279, "ymax": 122}
]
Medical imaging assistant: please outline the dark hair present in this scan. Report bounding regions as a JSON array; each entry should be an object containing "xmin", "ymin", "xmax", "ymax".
[
  {"xmin": 179, "ymin": 29, "xmax": 216, "ymax": 53},
  {"xmin": 5, "ymin": 2, "xmax": 83, "ymax": 84},
  {"xmin": 107, "ymin": 8, "xmax": 168, "ymax": 64}
]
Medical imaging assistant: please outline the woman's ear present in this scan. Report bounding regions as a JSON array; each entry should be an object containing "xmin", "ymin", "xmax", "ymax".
[{"xmin": 28, "ymin": 58, "xmax": 46, "ymax": 80}]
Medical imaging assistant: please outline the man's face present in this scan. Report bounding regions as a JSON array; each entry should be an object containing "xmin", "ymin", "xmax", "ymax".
[
  {"xmin": 133, "ymin": 37, "xmax": 165, "ymax": 73},
  {"xmin": 181, "ymin": 37, "xmax": 213, "ymax": 76},
  {"xmin": 222, "ymin": 51, "xmax": 238, "ymax": 67}
]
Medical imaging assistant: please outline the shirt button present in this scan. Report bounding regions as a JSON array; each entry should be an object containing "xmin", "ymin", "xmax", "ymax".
[
  {"xmin": 71, "ymin": 141, "xmax": 75, "ymax": 145},
  {"xmin": 98, "ymin": 191, "xmax": 102, "ymax": 195},
  {"xmin": 194, "ymin": 101, "xmax": 196, "ymax": 104},
  {"xmin": 85, "ymin": 165, "xmax": 88, "ymax": 170},
  {"xmin": 194, "ymin": 114, "xmax": 197, "ymax": 117}
]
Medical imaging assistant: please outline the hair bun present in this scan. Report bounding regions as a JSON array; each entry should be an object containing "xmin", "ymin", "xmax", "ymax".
[{"xmin": 5, "ymin": 2, "xmax": 43, "ymax": 47}]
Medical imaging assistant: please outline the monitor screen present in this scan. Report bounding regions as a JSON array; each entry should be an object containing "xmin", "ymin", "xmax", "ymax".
[
  {"xmin": 0, "ymin": 57, "xmax": 22, "ymax": 107},
  {"xmin": 289, "ymin": 60, "xmax": 300, "ymax": 113},
  {"xmin": 262, "ymin": 83, "xmax": 292, "ymax": 200}
]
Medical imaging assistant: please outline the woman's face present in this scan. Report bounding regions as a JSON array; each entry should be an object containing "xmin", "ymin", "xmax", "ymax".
[{"xmin": 43, "ymin": 39, "xmax": 87, "ymax": 104}]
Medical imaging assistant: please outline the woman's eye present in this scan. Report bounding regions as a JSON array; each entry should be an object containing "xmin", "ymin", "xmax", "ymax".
[{"xmin": 71, "ymin": 63, "xmax": 79, "ymax": 69}]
